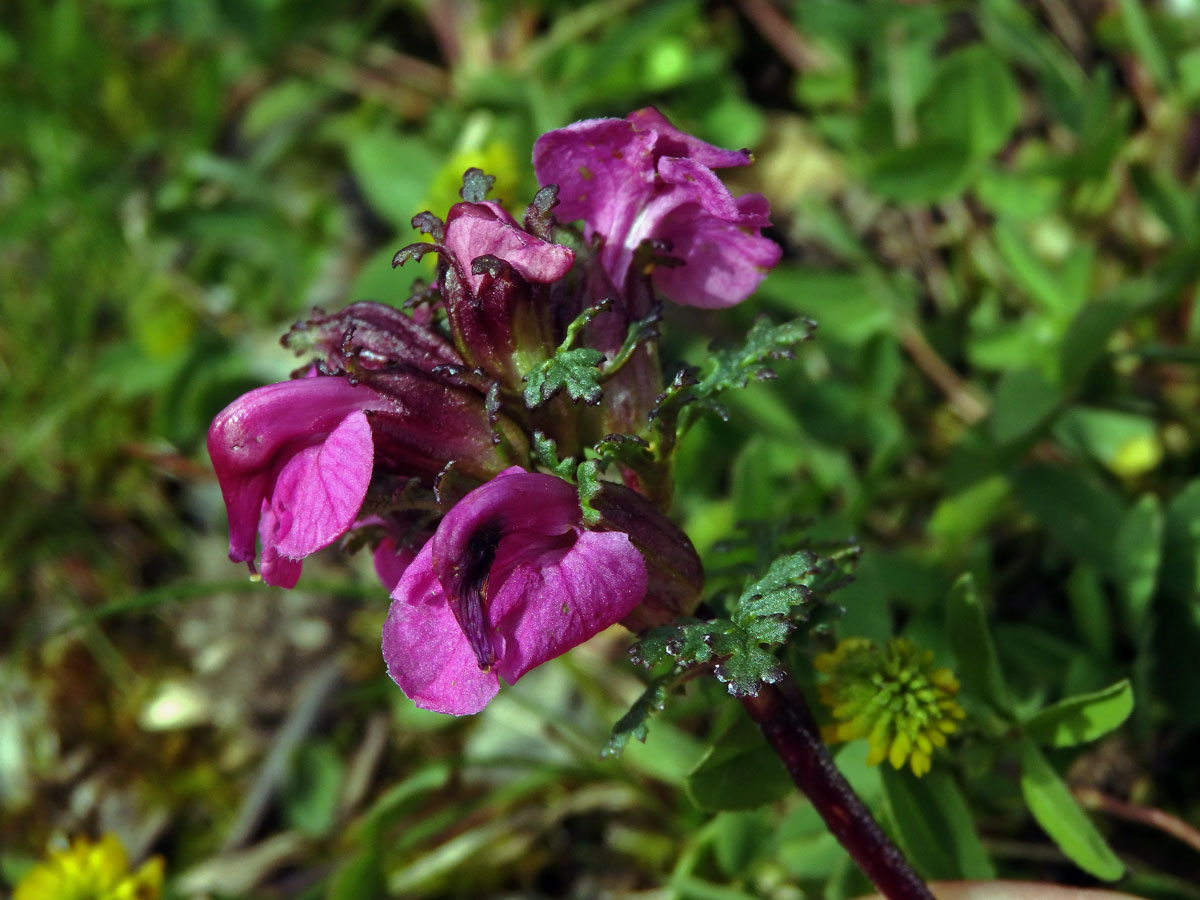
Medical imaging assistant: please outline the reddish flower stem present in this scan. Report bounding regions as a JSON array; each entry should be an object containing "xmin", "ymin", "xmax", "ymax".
[{"xmin": 740, "ymin": 680, "xmax": 934, "ymax": 900}]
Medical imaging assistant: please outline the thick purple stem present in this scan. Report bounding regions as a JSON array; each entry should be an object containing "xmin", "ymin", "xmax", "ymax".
[{"xmin": 740, "ymin": 680, "xmax": 935, "ymax": 900}]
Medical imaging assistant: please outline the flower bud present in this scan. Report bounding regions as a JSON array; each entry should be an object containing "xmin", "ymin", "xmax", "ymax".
[{"xmin": 283, "ymin": 301, "xmax": 462, "ymax": 375}]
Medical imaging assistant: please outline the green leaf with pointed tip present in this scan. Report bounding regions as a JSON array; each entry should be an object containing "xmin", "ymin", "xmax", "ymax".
[
  {"xmin": 946, "ymin": 574, "xmax": 1012, "ymax": 714},
  {"xmin": 326, "ymin": 848, "xmax": 386, "ymax": 900},
  {"xmin": 283, "ymin": 741, "xmax": 344, "ymax": 839},
  {"xmin": 1014, "ymin": 465, "xmax": 1127, "ymax": 575},
  {"xmin": 990, "ymin": 368, "xmax": 1060, "ymax": 445},
  {"xmin": 881, "ymin": 767, "xmax": 996, "ymax": 880},
  {"xmin": 920, "ymin": 44, "xmax": 1020, "ymax": 162},
  {"xmin": 1017, "ymin": 737, "xmax": 1124, "ymax": 881},
  {"xmin": 868, "ymin": 140, "xmax": 973, "ymax": 203},
  {"xmin": 686, "ymin": 717, "xmax": 791, "ymax": 811},
  {"xmin": 1025, "ymin": 680, "xmax": 1134, "ymax": 748},
  {"xmin": 347, "ymin": 131, "xmax": 438, "ymax": 229},
  {"xmin": 1113, "ymin": 495, "xmax": 1164, "ymax": 636},
  {"xmin": 1058, "ymin": 296, "xmax": 1136, "ymax": 385}
]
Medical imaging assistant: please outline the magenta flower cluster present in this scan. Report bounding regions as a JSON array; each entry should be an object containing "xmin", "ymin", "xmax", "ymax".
[{"xmin": 207, "ymin": 109, "xmax": 778, "ymax": 715}]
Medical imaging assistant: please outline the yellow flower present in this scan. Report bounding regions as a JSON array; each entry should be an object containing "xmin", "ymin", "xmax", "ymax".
[
  {"xmin": 14, "ymin": 834, "xmax": 163, "ymax": 900},
  {"xmin": 815, "ymin": 637, "xmax": 966, "ymax": 777}
]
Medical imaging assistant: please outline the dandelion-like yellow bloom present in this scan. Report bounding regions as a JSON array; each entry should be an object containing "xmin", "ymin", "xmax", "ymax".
[
  {"xmin": 814, "ymin": 637, "xmax": 966, "ymax": 777},
  {"xmin": 14, "ymin": 834, "xmax": 163, "ymax": 900}
]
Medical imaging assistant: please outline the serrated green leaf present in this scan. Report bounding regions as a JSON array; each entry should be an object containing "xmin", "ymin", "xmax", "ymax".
[
  {"xmin": 1025, "ymin": 680, "xmax": 1134, "ymax": 748},
  {"xmin": 671, "ymin": 317, "xmax": 814, "ymax": 438},
  {"xmin": 604, "ymin": 678, "xmax": 669, "ymax": 758},
  {"xmin": 628, "ymin": 619, "xmax": 784, "ymax": 698},
  {"xmin": 629, "ymin": 545, "xmax": 853, "ymax": 698},
  {"xmin": 686, "ymin": 717, "xmax": 791, "ymax": 811},
  {"xmin": 523, "ymin": 347, "xmax": 605, "ymax": 408},
  {"xmin": 881, "ymin": 767, "xmax": 996, "ymax": 880},
  {"xmin": 946, "ymin": 574, "xmax": 1012, "ymax": 714},
  {"xmin": 593, "ymin": 433, "xmax": 654, "ymax": 472},
  {"xmin": 629, "ymin": 620, "xmax": 718, "ymax": 670},
  {"xmin": 698, "ymin": 317, "xmax": 814, "ymax": 396},
  {"xmin": 575, "ymin": 459, "xmax": 602, "ymax": 525},
  {"xmin": 734, "ymin": 550, "xmax": 821, "ymax": 625},
  {"xmin": 710, "ymin": 640, "xmax": 785, "ymax": 696},
  {"xmin": 1017, "ymin": 737, "xmax": 1124, "ymax": 880},
  {"xmin": 531, "ymin": 430, "xmax": 576, "ymax": 481}
]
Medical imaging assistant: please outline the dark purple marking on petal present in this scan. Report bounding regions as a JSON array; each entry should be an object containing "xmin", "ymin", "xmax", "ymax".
[{"xmin": 448, "ymin": 519, "xmax": 503, "ymax": 671}]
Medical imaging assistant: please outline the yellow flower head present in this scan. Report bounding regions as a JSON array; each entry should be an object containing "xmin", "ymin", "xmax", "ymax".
[
  {"xmin": 814, "ymin": 637, "xmax": 966, "ymax": 777},
  {"xmin": 14, "ymin": 834, "xmax": 163, "ymax": 900}
]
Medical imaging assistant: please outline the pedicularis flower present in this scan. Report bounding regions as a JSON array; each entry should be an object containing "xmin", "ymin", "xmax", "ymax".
[
  {"xmin": 533, "ymin": 107, "xmax": 782, "ymax": 309},
  {"xmin": 207, "ymin": 109, "xmax": 779, "ymax": 714},
  {"xmin": 383, "ymin": 468, "xmax": 647, "ymax": 714},
  {"xmin": 815, "ymin": 638, "xmax": 966, "ymax": 777},
  {"xmin": 14, "ymin": 834, "xmax": 163, "ymax": 900}
]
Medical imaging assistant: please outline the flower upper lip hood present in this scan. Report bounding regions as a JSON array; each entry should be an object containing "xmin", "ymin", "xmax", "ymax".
[
  {"xmin": 393, "ymin": 198, "xmax": 577, "ymax": 388},
  {"xmin": 207, "ymin": 376, "xmax": 396, "ymax": 585},
  {"xmin": 207, "ymin": 366, "xmax": 525, "ymax": 588},
  {"xmin": 382, "ymin": 467, "xmax": 648, "ymax": 715},
  {"xmin": 443, "ymin": 200, "xmax": 575, "ymax": 295},
  {"xmin": 532, "ymin": 107, "xmax": 782, "ymax": 309}
]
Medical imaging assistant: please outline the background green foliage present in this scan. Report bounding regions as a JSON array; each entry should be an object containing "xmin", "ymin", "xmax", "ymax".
[{"xmin": 3, "ymin": 0, "xmax": 1200, "ymax": 897}]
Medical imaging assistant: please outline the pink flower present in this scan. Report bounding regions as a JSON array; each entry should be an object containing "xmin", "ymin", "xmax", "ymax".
[
  {"xmin": 208, "ymin": 367, "xmax": 519, "ymax": 588},
  {"xmin": 426, "ymin": 199, "xmax": 577, "ymax": 387},
  {"xmin": 382, "ymin": 468, "xmax": 648, "ymax": 715},
  {"xmin": 373, "ymin": 537, "xmax": 417, "ymax": 594},
  {"xmin": 207, "ymin": 377, "xmax": 392, "ymax": 588},
  {"xmin": 533, "ymin": 107, "xmax": 781, "ymax": 309},
  {"xmin": 442, "ymin": 200, "xmax": 575, "ymax": 295}
]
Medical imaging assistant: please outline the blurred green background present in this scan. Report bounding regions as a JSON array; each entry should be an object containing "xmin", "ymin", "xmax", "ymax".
[{"xmin": 4, "ymin": 0, "xmax": 1200, "ymax": 897}]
